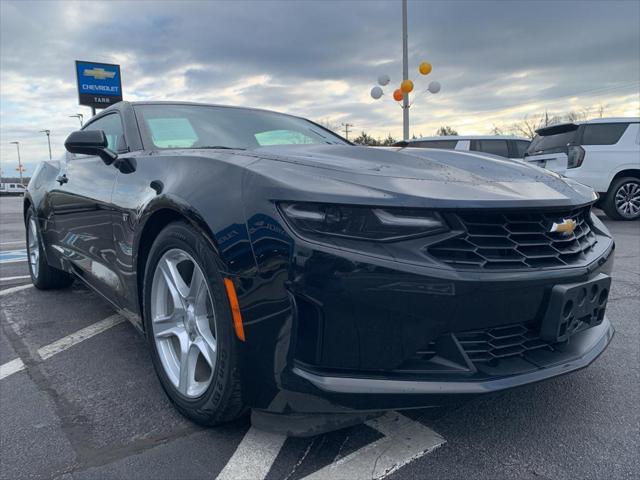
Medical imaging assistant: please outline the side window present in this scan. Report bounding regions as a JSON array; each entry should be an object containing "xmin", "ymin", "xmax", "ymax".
[
  {"xmin": 412, "ymin": 140, "xmax": 457, "ymax": 149},
  {"xmin": 84, "ymin": 114, "xmax": 127, "ymax": 152},
  {"xmin": 581, "ymin": 123, "xmax": 628, "ymax": 145},
  {"xmin": 472, "ymin": 140, "xmax": 509, "ymax": 157},
  {"xmin": 514, "ymin": 140, "xmax": 530, "ymax": 157}
]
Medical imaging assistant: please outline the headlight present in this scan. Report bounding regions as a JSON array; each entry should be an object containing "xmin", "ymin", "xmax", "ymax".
[{"xmin": 278, "ymin": 202, "xmax": 448, "ymax": 241}]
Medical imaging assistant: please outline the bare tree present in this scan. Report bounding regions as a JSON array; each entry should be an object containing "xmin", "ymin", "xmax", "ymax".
[
  {"xmin": 491, "ymin": 124, "xmax": 505, "ymax": 136},
  {"xmin": 511, "ymin": 115, "xmax": 544, "ymax": 139},
  {"xmin": 596, "ymin": 103, "xmax": 608, "ymax": 118}
]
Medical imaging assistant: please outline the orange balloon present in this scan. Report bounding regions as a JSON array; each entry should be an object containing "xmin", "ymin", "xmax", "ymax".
[
  {"xmin": 393, "ymin": 89, "xmax": 403, "ymax": 101},
  {"xmin": 419, "ymin": 62, "xmax": 432, "ymax": 75},
  {"xmin": 401, "ymin": 79, "xmax": 414, "ymax": 93}
]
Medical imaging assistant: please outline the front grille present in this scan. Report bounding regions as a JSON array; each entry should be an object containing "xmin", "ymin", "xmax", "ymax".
[
  {"xmin": 428, "ymin": 207, "xmax": 597, "ymax": 269},
  {"xmin": 455, "ymin": 324, "xmax": 552, "ymax": 363},
  {"xmin": 408, "ymin": 324, "xmax": 553, "ymax": 366}
]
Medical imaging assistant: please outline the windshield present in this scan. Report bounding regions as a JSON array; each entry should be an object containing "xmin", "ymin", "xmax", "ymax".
[
  {"xmin": 135, "ymin": 104, "xmax": 348, "ymax": 150},
  {"xmin": 526, "ymin": 126, "xmax": 578, "ymax": 156}
]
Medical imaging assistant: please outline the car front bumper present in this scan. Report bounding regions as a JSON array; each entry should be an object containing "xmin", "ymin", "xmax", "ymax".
[{"xmin": 237, "ymin": 219, "xmax": 615, "ymax": 416}]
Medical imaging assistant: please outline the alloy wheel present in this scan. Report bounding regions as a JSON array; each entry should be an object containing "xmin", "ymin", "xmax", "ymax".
[
  {"xmin": 27, "ymin": 218, "xmax": 39, "ymax": 279},
  {"xmin": 615, "ymin": 180, "xmax": 640, "ymax": 219},
  {"xmin": 150, "ymin": 248, "xmax": 217, "ymax": 398}
]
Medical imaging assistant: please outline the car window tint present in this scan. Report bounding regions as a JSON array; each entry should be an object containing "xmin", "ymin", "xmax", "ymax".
[
  {"xmin": 515, "ymin": 140, "xmax": 530, "ymax": 157},
  {"xmin": 527, "ymin": 129, "xmax": 578, "ymax": 155},
  {"xmin": 473, "ymin": 140, "xmax": 509, "ymax": 157},
  {"xmin": 84, "ymin": 114, "xmax": 126, "ymax": 152},
  {"xmin": 147, "ymin": 118, "xmax": 199, "ymax": 148},
  {"xmin": 410, "ymin": 140, "xmax": 457, "ymax": 149},
  {"xmin": 581, "ymin": 123, "xmax": 628, "ymax": 145},
  {"xmin": 135, "ymin": 105, "xmax": 348, "ymax": 150},
  {"xmin": 255, "ymin": 130, "xmax": 315, "ymax": 146}
]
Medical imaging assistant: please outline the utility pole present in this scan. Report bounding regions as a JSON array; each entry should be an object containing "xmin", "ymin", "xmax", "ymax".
[
  {"xmin": 341, "ymin": 123, "xmax": 354, "ymax": 141},
  {"xmin": 40, "ymin": 130, "xmax": 52, "ymax": 160},
  {"xmin": 10, "ymin": 141, "xmax": 24, "ymax": 185},
  {"xmin": 402, "ymin": 0, "xmax": 409, "ymax": 140}
]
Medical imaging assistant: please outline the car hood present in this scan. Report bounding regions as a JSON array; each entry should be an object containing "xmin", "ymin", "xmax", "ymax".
[{"xmin": 242, "ymin": 144, "xmax": 596, "ymax": 209}]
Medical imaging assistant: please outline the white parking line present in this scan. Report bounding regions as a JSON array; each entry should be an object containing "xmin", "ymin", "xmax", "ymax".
[
  {"xmin": 0, "ymin": 284, "xmax": 33, "ymax": 296},
  {"xmin": 0, "ymin": 275, "xmax": 31, "ymax": 282},
  {"xmin": 215, "ymin": 411, "xmax": 445, "ymax": 480},
  {"xmin": 216, "ymin": 427, "xmax": 287, "ymax": 480},
  {"xmin": 0, "ymin": 358, "xmax": 26, "ymax": 380},
  {"xmin": 38, "ymin": 314, "xmax": 124, "ymax": 360},
  {"xmin": 304, "ymin": 412, "xmax": 445, "ymax": 479},
  {"xmin": 0, "ymin": 241, "xmax": 24, "ymax": 246},
  {"xmin": 0, "ymin": 314, "xmax": 125, "ymax": 381}
]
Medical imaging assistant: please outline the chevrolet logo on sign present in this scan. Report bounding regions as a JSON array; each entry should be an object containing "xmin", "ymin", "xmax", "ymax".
[
  {"xmin": 75, "ymin": 61, "xmax": 122, "ymax": 109},
  {"xmin": 83, "ymin": 67, "xmax": 116, "ymax": 80},
  {"xmin": 550, "ymin": 218, "xmax": 577, "ymax": 236}
]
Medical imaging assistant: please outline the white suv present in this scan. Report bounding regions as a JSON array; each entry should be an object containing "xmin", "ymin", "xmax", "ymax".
[
  {"xmin": 0, "ymin": 182, "xmax": 26, "ymax": 195},
  {"xmin": 525, "ymin": 118, "xmax": 640, "ymax": 220},
  {"xmin": 394, "ymin": 135, "xmax": 531, "ymax": 160}
]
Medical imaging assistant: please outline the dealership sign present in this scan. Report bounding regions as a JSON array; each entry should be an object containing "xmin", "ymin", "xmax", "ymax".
[{"xmin": 75, "ymin": 60, "xmax": 122, "ymax": 109}]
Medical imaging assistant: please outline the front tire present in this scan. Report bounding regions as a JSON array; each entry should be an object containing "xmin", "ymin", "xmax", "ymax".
[
  {"xmin": 602, "ymin": 177, "xmax": 640, "ymax": 221},
  {"xmin": 143, "ymin": 221, "xmax": 246, "ymax": 426},
  {"xmin": 26, "ymin": 207, "xmax": 74, "ymax": 290}
]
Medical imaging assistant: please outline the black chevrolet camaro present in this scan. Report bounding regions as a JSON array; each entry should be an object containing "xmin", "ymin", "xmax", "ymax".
[{"xmin": 24, "ymin": 101, "xmax": 615, "ymax": 435}]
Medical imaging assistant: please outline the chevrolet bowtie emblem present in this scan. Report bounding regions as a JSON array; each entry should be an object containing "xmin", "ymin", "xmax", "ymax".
[
  {"xmin": 83, "ymin": 67, "xmax": 116, "ymax": 80},
  {"xmin": 550, "ymin": 218, "xmax": 577, "ymax": 236}
]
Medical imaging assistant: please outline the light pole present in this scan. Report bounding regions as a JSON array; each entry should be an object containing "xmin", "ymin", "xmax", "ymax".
[
  {"xmin": 402, "ymin": 0, "xmax": 409, "ymax": 140},
  {"xmin": 9, "ymin": 141, "xmax": 24, "ymax": 185},
  {"xmin": 370, "ymin": 0, "xmax": 440, "ymax": 140},
  {"xmin": 40, "ymin": 129, "xmax": 52, "ymax": 160},
  {"xmin": 69, "ymin": 113, "xmax": 84, "ymax": 127}
]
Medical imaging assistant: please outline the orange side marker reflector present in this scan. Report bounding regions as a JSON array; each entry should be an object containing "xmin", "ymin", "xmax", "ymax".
[{"xmin": 224, "ymin": 278, "xmax": 245, "ymax": 341}]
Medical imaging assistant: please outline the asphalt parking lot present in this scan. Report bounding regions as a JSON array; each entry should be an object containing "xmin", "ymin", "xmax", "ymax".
[{"xmin": 1, "ymin": 194, "xmax": 638, "ymax": 480}]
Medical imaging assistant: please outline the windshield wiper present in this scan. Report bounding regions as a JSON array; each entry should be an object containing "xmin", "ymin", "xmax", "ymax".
[{"xmin": 192, "ymin": 145, "xmax": 246, "ymax": 150}]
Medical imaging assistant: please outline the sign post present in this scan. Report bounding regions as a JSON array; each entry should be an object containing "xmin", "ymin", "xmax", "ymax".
[{"xmin": 75, "ymin": 61, "xmax": 123, "ymax": 115}]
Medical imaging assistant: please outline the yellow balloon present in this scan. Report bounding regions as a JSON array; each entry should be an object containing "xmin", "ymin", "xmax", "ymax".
[
  {"xmin": 400, "ymin": 79, "xmax": 414, "ymax": 93},
  {"xmin": 419, "ymin": 62, "xmax": 432, "ymax": 75}
]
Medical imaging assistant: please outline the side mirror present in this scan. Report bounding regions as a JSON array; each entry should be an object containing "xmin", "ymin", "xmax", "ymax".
[{"xmin": 64, "ymin": 130, "xmax": 118, "ymax": 165}]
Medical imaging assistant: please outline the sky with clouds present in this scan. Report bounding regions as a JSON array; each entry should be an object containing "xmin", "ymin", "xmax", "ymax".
[{"xmin": 1, "ymin": 0, "xmax": 639, "ymax": 176}]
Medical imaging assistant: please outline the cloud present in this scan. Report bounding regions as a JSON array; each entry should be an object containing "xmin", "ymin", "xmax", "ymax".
[{"xmin": 1, "ymin": 0, "xmax": 639, "ymax": 174}]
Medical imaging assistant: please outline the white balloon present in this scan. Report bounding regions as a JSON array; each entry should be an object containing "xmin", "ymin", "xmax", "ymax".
[
  {"xmin": 370, "ymin": 86, "xmax": 384, "ymax": 99},
  {"xmin": 377, "ymin": 74, "xmax": 390, "ymax": 86},
  {"xmin": 428, "ymin": 81, "xmax": 441, "ymax": 94}
]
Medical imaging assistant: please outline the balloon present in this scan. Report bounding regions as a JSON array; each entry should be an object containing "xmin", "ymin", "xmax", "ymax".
[
  {"xmin": 419, "ymin": 62, "xmax": 432, "ymax": 75},
  {"xmin": 393, "ymin": 89, "xmax": 403, "ymax": 101},
  {"xmin": 370, "ymin": 86, "xmax": 383, "ymax": 99},
  {"xmin": 400, "ymin": 79, "xmax": 414, "ymax": 93},
  {"xmin": 377, "ymin": 74, "xmax": 390, "ymax": 86},
  {"xmin": 428, "ymin": 81, "xmax": 441, "ymax": 94}
]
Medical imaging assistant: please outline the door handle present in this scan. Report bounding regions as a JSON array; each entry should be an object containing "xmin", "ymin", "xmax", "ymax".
[{"xmin": 56, "ymin": 174, "xmax": 68, "ymax": 185}]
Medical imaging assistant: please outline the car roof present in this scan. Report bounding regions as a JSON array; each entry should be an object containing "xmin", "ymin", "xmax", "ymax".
[
  {"xmin": 109, "ymin": 100, "xmax": 291, "ymax": 118},
  {"xmin": 580, "ymin": 117, "xmax": 640, "ymax": 124},
  {"xmin": 402, "ymin": 135, "xmax": 530, "ymax": 142},
  {"xmin": 535, "ymin": 117, "xmax": 640, "ymax": 136}
]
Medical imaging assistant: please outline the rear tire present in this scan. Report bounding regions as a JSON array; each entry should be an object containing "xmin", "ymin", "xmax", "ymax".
[
  {"xmin": 26, "ymin": 207, "xmax": 74, "ymax": 290},
  {"xmin": 601, "ymin": 177, "xmax": 640, "ymax": 221},
  {"xmin": 143, "ymin": 221, "xmax": 246, "ymax": 426}
]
